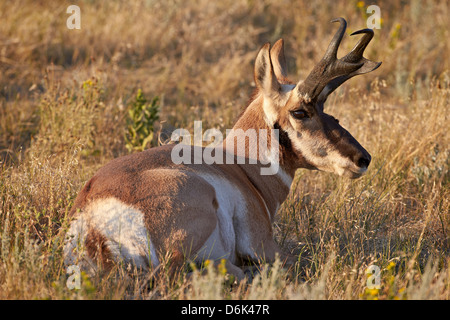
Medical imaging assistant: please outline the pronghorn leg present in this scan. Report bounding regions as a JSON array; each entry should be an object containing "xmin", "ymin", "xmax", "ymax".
[
  {"xmin": 223, "ymin": 260, "xmax": 246, "ymax": 281},
  {"xmin": 184, "ymin": 259, "xmax": 246, "ymax": 284}
]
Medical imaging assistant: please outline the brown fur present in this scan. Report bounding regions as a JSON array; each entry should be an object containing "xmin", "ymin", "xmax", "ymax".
[{"xmin": 85, "ymin": 228, "xmax": 114, "ymax": 270}]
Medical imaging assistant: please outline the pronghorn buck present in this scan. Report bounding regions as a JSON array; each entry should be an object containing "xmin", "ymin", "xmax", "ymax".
[{"xmin": 64, "ymin": 18, "xmax": 381, "ymax": 280}]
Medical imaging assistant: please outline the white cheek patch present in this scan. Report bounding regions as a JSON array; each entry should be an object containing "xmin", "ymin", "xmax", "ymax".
[
  {"xmin": 285, "ymin": 126, "xmax": 356, "ymax": 176},
  {"xmin": 329, "ymin": 152, "xmax": 358, "ymax": 175}
]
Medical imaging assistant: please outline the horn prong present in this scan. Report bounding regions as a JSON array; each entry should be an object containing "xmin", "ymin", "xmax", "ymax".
[{"xmin": 297, "ymin": 19, "xmax": 381, "ymax": 102}]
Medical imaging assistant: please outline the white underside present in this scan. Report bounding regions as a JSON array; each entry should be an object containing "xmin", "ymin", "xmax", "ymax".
[{"xmin": 195, "ymin": 173, "xmax": 251, "ymax": 264}]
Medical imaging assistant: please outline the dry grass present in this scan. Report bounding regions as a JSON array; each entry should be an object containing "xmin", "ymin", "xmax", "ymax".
[{"xmin": 0, "ymin": 0, "xmax": 449, "ymax": 299}]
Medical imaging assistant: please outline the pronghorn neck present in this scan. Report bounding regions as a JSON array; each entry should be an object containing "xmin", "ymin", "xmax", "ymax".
[
  {"xmin": 222, "ymin": 93, "xmax": 295, "ymax": 217},
  {"xmin": 225, "ymin": 92, "xmax": 299, "ymax": 173}
]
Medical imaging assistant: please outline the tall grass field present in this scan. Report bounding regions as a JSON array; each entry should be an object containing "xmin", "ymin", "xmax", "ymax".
[{"xmin": 0, "ymin": 0, "xmax": 448, "ymax": 300}]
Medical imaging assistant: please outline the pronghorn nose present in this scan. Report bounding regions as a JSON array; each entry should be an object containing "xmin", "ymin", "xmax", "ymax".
[{"xmin": 357, "ymin": 155, "xmax": 371, "ymax": 168}]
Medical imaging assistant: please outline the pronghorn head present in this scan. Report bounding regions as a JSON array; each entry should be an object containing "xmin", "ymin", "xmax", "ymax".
[{"xmin": 254, "ymin": 18, "xmax": 381, "ymax": 179}]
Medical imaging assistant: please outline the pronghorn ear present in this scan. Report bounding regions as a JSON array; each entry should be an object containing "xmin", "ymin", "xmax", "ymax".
[
  {"xmin": 270, "ymin": 39, "xmax": 288, "ymax": 80},
  {"xmin": 254, "ymin": 43, "xmax": 281, "ymax": 97}
]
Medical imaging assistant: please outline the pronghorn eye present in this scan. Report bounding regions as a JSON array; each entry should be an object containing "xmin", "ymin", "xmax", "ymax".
[{"xmin": 291, "ymin": 109, "xmax": 309, "ymax": 120}]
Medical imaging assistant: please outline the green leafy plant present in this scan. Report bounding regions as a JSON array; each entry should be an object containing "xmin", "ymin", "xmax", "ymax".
[{"xmin": 125, "ymin": 89, "xmax": 159, "ymax": 153}]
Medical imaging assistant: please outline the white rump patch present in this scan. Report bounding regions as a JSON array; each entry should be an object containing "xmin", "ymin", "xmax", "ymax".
[{"xmin": 64, "ymin": 197, "xmax": 159, "ymax": 271}]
